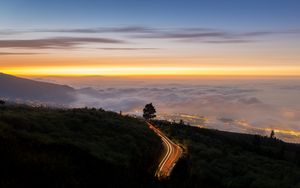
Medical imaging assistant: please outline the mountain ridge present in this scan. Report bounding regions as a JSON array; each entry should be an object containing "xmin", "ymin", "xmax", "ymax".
[{"xmin": 0, "ymin": 72, "xmax": 76, "ymax": 105}]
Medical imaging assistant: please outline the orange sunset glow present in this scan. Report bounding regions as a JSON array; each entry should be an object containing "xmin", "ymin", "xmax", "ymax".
[
  {"xmin": 2, "ymin": 1, "xmax": 300, "ymax": 187},
  {"xmin": 1, "ymin": 54, "xmax": 300, "ymax": 77},
  {"xmin": 3, "ymin": 65, "xmax": 300, "ymax": 77}
]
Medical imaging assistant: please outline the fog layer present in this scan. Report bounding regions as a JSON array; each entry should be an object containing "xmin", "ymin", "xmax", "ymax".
[{"xmin": 33, "ymin": 76, "xmax": 300, "ymax": 143}]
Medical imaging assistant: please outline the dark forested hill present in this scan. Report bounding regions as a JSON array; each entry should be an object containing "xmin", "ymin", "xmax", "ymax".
[
  {"xmin": 153, "ymin": 120, "xmax": 300, "ymax": 188},
  {"xmin": 0, "ymin": 73, "xmax": 75, "ymax": 104},
  {"xmin": 2, "ymin": 103, "xmax": 300, "ymax": 188},
  {"xmin": 0, "ymin": 105, "xmax": 162, "ymax": 188}
]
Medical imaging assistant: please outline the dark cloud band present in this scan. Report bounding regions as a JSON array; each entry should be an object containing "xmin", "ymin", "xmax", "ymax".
[
  {"xmin": 97, "ymin": 47, "xmax": 158, "ymax": 50},
  {"xmin": 0, "ymin": 37, "xmax": 126, "ymax": 49},
  {"xmin": 0, "ymin": 26, "xmax": 299, "ymax": 50},
  {"xmin": 0, "ymin": 52, "xmax": 43, "ymax": 55}
]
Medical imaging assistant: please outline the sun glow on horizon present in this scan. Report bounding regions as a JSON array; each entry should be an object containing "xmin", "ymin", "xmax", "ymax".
[{"xmin": 2, "ymin": 65, "xmax": 300, "ymax": 77}]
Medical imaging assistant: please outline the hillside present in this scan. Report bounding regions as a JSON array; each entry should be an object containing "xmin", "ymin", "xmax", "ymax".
[
  {"xmin": 0, "ymin": 104, "xmax": 162, "ymax": 188},
  {"xmin": 2, "ymin": 103, "xmax": 300, "ymax": 188},
  {"xmin": 153, "ymin": 120, "xmax": 300, "ymax": 188},
  {"xmin": 0, "ymin": 73, "xmax": 75, "ymax": 105}
]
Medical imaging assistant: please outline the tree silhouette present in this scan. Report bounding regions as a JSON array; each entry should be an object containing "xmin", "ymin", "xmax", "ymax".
[
  {"xmin": 270, "ymin": 130, "xmax": 275, "ymax": 139},
  {"xmin": 0, "ymin": 100, "xmax": 5, "ymax": 105},
  {"xmin": 179, "ymin": 119, "xmax": 184, "ymax": 125},
  {"xmin": 143, "ymin": 103, "xmax": 156, "ymax": 120}
]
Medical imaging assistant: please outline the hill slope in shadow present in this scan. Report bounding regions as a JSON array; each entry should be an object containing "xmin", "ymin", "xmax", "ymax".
[
  {"xmin": 0, "ymin": 105, "xmax": 163, "ymax": 187},
  {"xmin": 0, "ymin": 73, "xmax": 76, "ymax": 105}
]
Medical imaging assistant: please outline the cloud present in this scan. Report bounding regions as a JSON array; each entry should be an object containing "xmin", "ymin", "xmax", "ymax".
[
  {"xmin": 0, "ymin": 26, "xmax": 156, "ymax": 36},
  {"xmin": 1, "ymin": 26, "xmax": 300, "ymax": 44},
  {"xmin": 0, "ymin": 37, "xmax": 126, "ymax": 49},
  {"xmin": 0, "ymin": 52, "xmax": 43, "ymax": 55},
  {"xmin": 242, "ymin": 31, "xmax": 274, "ymax": 37},
  {"xmin": 29, "ymin": 76, "xmax": 300, "ymax": 142},
  {"xmin": 0, "ymin": 29, "xmax": 24, "ymax": 35},
  {"xmin": 71, "ymin": 81, "xmax": 264, "ymax": 117},
  {"xmin": 237, "ymin": 97, "xmax": 262, "ymax": 105},
  {"xmin": 134, "ymin": 31, "xmax": 229, "ymax": 39},
  {"xmin": 202, "ymin": 39, "xmax": 255, "ymax": 43},
  {"xmin": 35, "ymin": 26, "xmax": 156, "ymax": 34},
  {"xmin": 128, "ymin": 28, "xmax": 291, "ymax": 43},
  {"xmin": 129, "ymin": 29, "xmax": 254, "ymax": 43},
  {"xmin": 280, "ymin": 85, "xmax": 300, "ymax": 91},
  {"xmin": 97, "ymin": 47, "xmax": 158, "ymax": 50}
]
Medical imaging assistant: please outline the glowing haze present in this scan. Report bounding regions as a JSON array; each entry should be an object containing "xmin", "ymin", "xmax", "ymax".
[{"xmin": 1, "ymin": 0, "xmax": 300, "ymax": 76}]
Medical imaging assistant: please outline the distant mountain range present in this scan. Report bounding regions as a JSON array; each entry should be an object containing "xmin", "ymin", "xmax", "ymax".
[{"xmin": 0, "ymin": 73, "xmax": 76, "ymax": 105}]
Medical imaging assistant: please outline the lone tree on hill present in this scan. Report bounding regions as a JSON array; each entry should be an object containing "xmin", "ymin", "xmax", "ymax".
[
  {"xmin": 143, "ymin": 103, "xmax": 156, "ymax": 120},
  {"xmin": 0, "ymin": 100, "xmax": 5, "ymax": 105},
  {"xmin": 270, "ymin": 130, "xmax": 275, "ymax": 139}
]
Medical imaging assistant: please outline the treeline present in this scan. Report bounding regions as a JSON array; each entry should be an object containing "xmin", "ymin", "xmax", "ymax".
[
  {"xmin": 153, "ymin": 120, "xmax": 300, "ymax": 188},
  {"xmin": 0, "ymin": 104, "xmax": 163, "ymax": 188}
]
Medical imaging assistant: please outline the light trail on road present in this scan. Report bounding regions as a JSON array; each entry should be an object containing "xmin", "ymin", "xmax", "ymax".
[{"xmin": 147, "ymin": 122, "xmax": 183, "ymax": 179}]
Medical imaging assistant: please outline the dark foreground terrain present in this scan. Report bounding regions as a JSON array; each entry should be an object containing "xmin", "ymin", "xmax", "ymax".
[
  {"xmin": 0, "ymin": 104, "xmax": 162, "ymax": 188},
  {"xmin": 1, "ymin": 104, "xmax": 300, "ymax": 188},
  {"xmin": 154, "ymin": 120, "xmax": 300, "ymax": 188}
]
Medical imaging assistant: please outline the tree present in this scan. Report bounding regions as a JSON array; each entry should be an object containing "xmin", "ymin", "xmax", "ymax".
[
  {"xmin": 179, "ymin": 119, "xmax": 185, "ymax": 125},
  {"xmin": 0, "ymin": 100, "xmax": 5, "ymax": 105},
  {"xmin": 143, "ymin": 103, "xmax": 156, "ymax": 120},
  {"xmin": 270, "ymin": 130, "xmax": 275, "ymax": 139}
]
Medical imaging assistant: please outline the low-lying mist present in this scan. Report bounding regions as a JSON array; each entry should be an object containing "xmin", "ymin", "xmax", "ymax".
[{"xmin": 33, "ymin": 76, "xmax": 300, "ymax": 143}]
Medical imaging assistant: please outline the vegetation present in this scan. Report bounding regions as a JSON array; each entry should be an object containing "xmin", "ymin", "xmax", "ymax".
[
  {"xmin": 2, "ymin": 103, "xmax": 300, "ymax": 188},
  {"xmin": 270, "ymin": 130, "xmax": 275, "ymax": 139},
  {"xmin": 153, "ymin": 120, "xmax": 300, "ymax": 188},
  {"xmin": 0, "ymin": 100, "xmax": 5, "ymax": 105},
  {"xmin": 143, "ymin": 103, "xmax": 156, "ymax": 120},
  {"xmin": 0, "ymin": 104, "xmax": 163, "ymax": 188}
]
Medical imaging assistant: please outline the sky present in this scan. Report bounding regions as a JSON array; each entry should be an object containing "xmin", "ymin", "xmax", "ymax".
[{"xmin": 1, "ymin": 0, "xmax": 300, "ymax": 76}]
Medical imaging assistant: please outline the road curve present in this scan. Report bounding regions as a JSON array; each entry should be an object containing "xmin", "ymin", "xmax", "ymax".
[{"xmin": 147, "ymin": 122, "xmax": 183, "ymax": 179}]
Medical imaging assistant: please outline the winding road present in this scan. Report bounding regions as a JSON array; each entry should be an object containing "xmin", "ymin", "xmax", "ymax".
[{"xmin": 147, "ymin": 122, "xmax": 183, "ymax": 179}]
